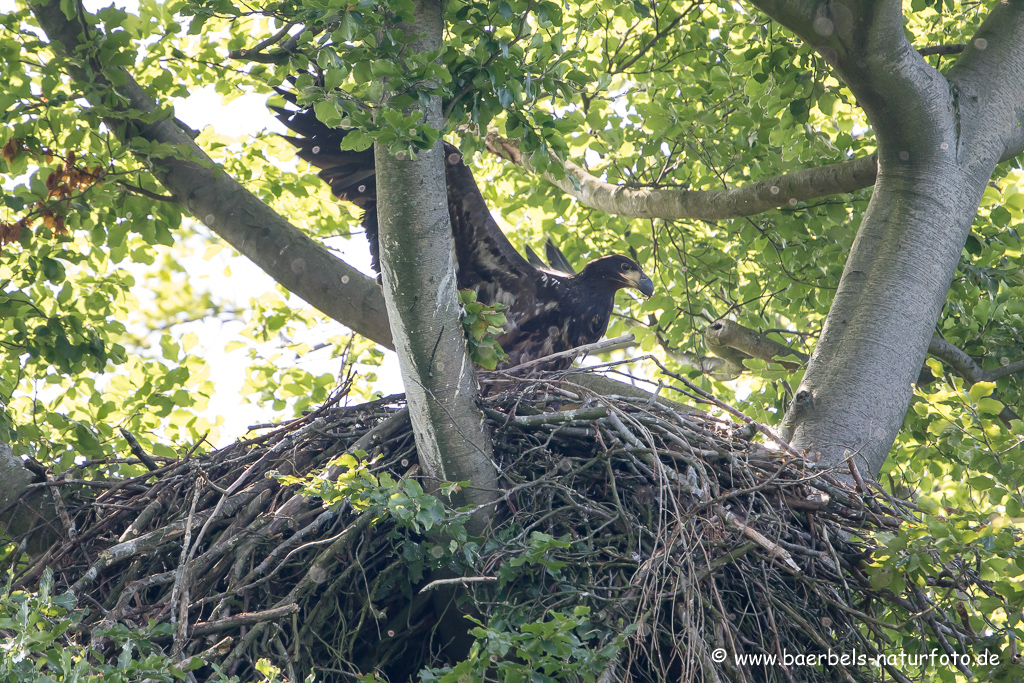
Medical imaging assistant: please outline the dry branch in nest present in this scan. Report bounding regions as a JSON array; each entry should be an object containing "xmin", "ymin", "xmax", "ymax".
[{"xmin": 0, "ymin": 370, "xmax": 993, "ymax": 683}]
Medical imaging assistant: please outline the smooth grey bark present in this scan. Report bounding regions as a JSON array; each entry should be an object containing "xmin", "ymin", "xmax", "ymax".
[
  {"xmin": 0, "ymin": 441, "xmax": 37, "ymax": 540},
  {"xmin": 31, "ymin": 1, "xmax": 394, "ymax": 350},
  {"xmin": 484, "ymin": 133, "xmax": 879, "ymax": 221},
  {"xmin": 754, "ymin": 0, "xmax": 1024, "ymax": 478},
  {"xmin": 704, "ymin": 320, "xmax": 808, "ymax": 371},
  {"xmin": 374, "ymin": 0, "xmax": 497, "ymax": 530},
  {"xmin": 0, "ymin": 442, "xmax": 59, "ymax": 554}
]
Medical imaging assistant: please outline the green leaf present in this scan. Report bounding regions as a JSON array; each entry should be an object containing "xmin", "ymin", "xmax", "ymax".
[
  {"xmin": 313, "ymin": 99, "xmax": 342, "ymax": 127},
  {"xmin": 977, "ymin": 397, "xmax": 1005, "ymax": 415},
  {"xmin": 969, "ymin": 381, "xmax": 996, "ymax": 402}
]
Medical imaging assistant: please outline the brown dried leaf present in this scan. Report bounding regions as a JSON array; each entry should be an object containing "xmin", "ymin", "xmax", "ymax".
[
  {"xmin": 46, "ymin": 169, "xmax": 63, "ymax": 194},
  {"xmin": 2, "ymin": 137, "xmax": 19, "ymax": 163},
  {"xmin": 10, "ymin": 219, "xmax": 26, "ymax": 242}
]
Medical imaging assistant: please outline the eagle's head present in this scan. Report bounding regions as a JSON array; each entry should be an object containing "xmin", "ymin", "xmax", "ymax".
[{"xmin": 579, "ymin": 255, "xmax": 655, "ymax": 297}]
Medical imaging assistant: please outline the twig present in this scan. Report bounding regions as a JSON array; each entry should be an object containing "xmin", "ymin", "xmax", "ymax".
[
  {"xmin": 191, "ymin": 603, "xmax": 300, "ymax": 636},
  {"xmin": 227, "ymin": 20, "xmax": 297, "ymax": 61},
  {"xmin": 170, "ymin": 478, "xmax": 203, "ymax": 653},
  {"xmin": 119, "ymin": 427, "xmax": 160, "ymax": 471},
  {"xmin": 716, "ymin": 506, "xmax": 801, "ymax": 574},
  {"xmin": 495, "ymin": 334, "xmax": 636, "ymax": 374},
  {"xmin": 847, "ymin": 455, "xmax": 867, "ymax": 494},
  {"xmin": 918, "ymin": 44, "xmax": 965, "ymax": 56},
  {"xmin": 418, "ymin": 576, "xmax": 498, "ymax": 593}
]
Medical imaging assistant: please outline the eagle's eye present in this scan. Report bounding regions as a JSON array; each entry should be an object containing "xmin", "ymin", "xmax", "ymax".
[{"xmin": 620, "ymin": 262, "xmax": 632, "ymax": 272}]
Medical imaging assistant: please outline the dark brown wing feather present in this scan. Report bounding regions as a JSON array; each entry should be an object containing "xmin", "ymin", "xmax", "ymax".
[
  {"xmin": 271, "ymin": 100, "xmax": 382, "ymax": 271},
  {"xmin": 524, "ymin": 244, "xmax": 546, "ymax": 269},
  {"xmin": 442, "ymin": 150, "xmax": 581, "ymax": 364},
  {"xmin": 525, "ymin": 240, "xmax": 576, "ymax": 276},
  {"xmin": 441, "ymin": 149, "xmax": 538, "ymax": 301},
  {"xmin": 544, "ymin": 238, "xmax": 577, "ymax": 275}
]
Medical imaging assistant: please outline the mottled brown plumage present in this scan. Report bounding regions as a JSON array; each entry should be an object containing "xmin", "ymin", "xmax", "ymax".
[{"xmin": 273, "ymin": 97, "xmax": 654, "ymax": 369}]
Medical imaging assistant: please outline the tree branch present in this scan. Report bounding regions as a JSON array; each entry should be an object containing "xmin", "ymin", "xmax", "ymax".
[
  {"xmin": 917, "ymin": 44, "xmax": 964, "ymax": 57},
  {"xmin": 191, "ymin": 604, "xmax": 300, "ymax": 636},
  {"xmin": 30, "ymin": 2, "xmax": 394, "ymax": 350},
  {"xmin": 493, "ymin": 334, "xmax": 637, "ymax": 375},
  {"xmin": 483, "ymin": 133, "xmax": 877, "ymax": 222},
  {"xmin": 613, "ymin": 7, "xmax": 690, "ymax": 73},
  {"xmin": 927, "ymin": 336, "xmax": 1023, "ymax": 425},
  {"xmin": 704, "ymin": 320, "xmax": 808, "ymax": 371},
  {"xmin": 928, "ymin": 337, "xmax": 1024, "ymax": 385},
  {"xmin": 228, "ymin": 21, "xmax": 331, "ymax": 64},
  {"xmin": 945, "ymin": 1, "xmax": 1024, "ymax": 163},
  {"xmin": 227, "ymin": 20, "xmax": 297, "ymax": 61},
  {"xmin": 115, "ymin": 180, "xmax": 176, "ymax": 203},
  {"xmin": 696, "ymin": 322, "xmax": 1024, "ymax": 415}
]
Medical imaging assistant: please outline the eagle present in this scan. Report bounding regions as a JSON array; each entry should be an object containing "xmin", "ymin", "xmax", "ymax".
[{"xmin": 273, "ymin": 97, "xmax": 654, "ymax": 370}]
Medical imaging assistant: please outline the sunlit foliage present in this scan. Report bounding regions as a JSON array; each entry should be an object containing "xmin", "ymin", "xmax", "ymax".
[{"xmin": 1, "ymin": 0, "xmax": 1023, "ymax": 674}]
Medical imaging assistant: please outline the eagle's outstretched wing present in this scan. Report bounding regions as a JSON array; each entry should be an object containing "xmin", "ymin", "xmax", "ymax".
[
  {"xmin": 272, "ymin": 97, "xmax": 570, "ymax": 344},
  {"xmin": 440, "ymin": 146, "xmax": 556, "ymax": 315},
  {"xmin": 270, "ymin": 96, "xmax": 382, "ymax": 269},
  {"xmin": 272, "ymin": 91, "xmax": 653, "ymax": 371}
]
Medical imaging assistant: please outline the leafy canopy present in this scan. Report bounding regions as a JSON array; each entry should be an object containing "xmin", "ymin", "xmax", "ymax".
[{"xmin": 1, "ymin": 0, "xmax": 1023, "ymax": 670}]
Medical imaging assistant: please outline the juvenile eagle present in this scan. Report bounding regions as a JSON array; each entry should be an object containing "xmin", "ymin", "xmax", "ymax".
[{"xmin": 274, "ymin": 100, "xmax": 654, "ymax": 370}]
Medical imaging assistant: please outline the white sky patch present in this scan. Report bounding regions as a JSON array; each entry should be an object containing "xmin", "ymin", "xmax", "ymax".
[{"xmin": 174, "ymin": 86, "xmax": 281, "ymax": 138}]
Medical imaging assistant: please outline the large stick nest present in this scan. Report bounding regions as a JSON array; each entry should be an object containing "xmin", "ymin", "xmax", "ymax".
[{"xmin": 2, "ymin": 371, "xmax": 987, "ymax": 682}]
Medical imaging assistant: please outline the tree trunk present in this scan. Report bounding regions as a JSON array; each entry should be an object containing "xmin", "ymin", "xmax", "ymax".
[
  {"xmin": 374, "ymin": 0, "xmax": 498, "ymax": 530},
  {"xmin": 756, "ymin": 0, "xmax": 1024, "ymax": 478}
]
